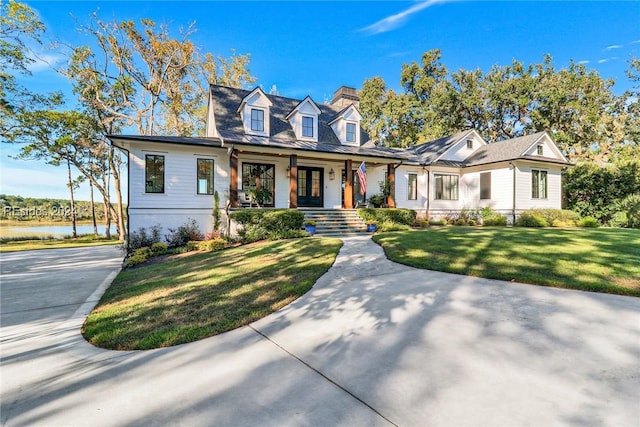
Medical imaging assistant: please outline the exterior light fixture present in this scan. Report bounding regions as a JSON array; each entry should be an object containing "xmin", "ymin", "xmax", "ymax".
[
  {"xmin": 286, "ymin": 166, "xmax": 291, "ymax": 177},
  {"xmin": 329, "ymin": 168, "xmax": 335, "ymax": 180}
]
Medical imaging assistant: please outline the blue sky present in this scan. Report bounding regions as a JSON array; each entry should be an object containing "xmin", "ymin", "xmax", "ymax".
[{"xmin": 2, "ymin": 0, "xmax": 639, "ymax": 201}]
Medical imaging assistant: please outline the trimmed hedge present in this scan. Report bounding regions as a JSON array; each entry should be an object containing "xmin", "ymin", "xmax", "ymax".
[
  {"xmin": 230, "ymin": 209, "xmax": 306, "ymax": 243},
  {"xmin": 357, "ymin": 208, "xmax": 417, "ymax": 226}
]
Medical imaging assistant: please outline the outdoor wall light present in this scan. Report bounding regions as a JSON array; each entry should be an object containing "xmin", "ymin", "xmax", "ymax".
[
  {"xmin": 286, "ymin": 166, "xmax": 290, "ymax": 177},
  {"xmin": 329, "ymin": 168, "xmax": 335, "ymax": 180}
]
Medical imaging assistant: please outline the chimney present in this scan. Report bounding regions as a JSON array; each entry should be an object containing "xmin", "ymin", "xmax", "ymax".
[{"xmin": 330, "ymin": 86, "xmax": 359, "ymax": 108}]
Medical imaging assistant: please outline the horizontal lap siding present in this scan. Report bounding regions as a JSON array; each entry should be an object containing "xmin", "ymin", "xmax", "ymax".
[{"xmin": 516, "ymin": 164, "xmax": 563, "ymax": 210}]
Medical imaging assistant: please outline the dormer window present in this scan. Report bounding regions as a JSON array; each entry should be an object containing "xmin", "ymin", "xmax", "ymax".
[
  {"xmin": 466, "ymin": 139, "xmax": 473, "ymax": 149},
  {"xmin": 537, "ymin": 144, "xmax": 543, "ymax": 155},
  {"xmin": 238, "ymin": 87, "xmax": 271, "ymax": 136},
  {"xmin": 346, "ymin": 123, "xmax": 356, "ymax": 143},
  {"xmin": 286, "ymin": 96, "xmax": 320, "ymax": 142},
  {"xmin": 251, "ymin": 109, "xmax": 264, "ymax": 132},
  {"xmin": 302, "ymin": 116, "xmax": 314, "ymax": 138}
]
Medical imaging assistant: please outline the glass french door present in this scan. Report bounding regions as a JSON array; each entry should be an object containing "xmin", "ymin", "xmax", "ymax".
[{"xmin": 298, "ymin": 167, "xmax": 323, "ymax": 207}]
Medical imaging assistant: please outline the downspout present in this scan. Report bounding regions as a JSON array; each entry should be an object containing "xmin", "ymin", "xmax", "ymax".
[
  {"xmin": 425, "ymin": 167, "xmax": 430, "ymax": 219},
  {"xmin": 511, "ymin": 162, "xmax": 517, "ymax": 224}
]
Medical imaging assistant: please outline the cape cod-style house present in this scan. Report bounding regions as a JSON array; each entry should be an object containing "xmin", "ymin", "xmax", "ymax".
[{"xmin": 109, "ymin": 84, "xmax": 571, "ymax": 235}]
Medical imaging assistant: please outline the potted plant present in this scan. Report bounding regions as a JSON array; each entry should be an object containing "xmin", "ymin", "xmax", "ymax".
[
  {"xmin": 304, "ymin": 220, "xmax": 317, "ymax": 235},
  {"xmin": 366, "ymin": 219, "xmax": 378, "ymax": 232}
]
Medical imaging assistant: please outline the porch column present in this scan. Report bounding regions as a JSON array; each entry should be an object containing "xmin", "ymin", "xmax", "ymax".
[
  {"xmin": 229, "ymin": 148, "xmax": 239, "ymax": 207},
  {"xmin": 344, "ymin": 159, "xmax": 353, "ymax": 209},
  {"xmin": 387, "ymin": 163, "xmax": 396, "ymax": 208},
  {"xmin": 289, "ymin": 155, "xmax": 298, "ymax": 208}
]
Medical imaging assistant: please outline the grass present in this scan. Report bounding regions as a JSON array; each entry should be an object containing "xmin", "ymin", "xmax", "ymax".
[
  {"xmin": 0, "ymin": 235, "xmax": 120, "ymax": 252},
  {"xmin": 83, "ymin": 237, "xmax": 342, "ymax": 350},
  {"xmin": 373, "ymin": 227, "xmax": 640, "ymax": 297}
]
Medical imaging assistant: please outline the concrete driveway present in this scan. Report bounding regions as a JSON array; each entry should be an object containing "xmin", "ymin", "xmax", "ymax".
[{"xmin": 1, "ymin": 239, "xmax": 639, "ymax": 426}]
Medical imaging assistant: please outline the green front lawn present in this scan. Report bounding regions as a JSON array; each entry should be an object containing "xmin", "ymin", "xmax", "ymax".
[
  {"xmin": 373, "ymin": 227, "xmax": 640, "ymax": 297},
  {"xmin": 0, "ymin": 236, "xmax": 120, "ymax": 252},
  {"xmin": 83, "ymin": 238, "xmax": 342, "ymax": 350}
]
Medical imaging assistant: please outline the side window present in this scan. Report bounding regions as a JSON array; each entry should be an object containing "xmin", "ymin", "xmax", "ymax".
[
  {"xmin": 408, "ymin": 173, "xmax": 417, "ymax": 200},
  {"xmin": 145, "ymin": 154, "xmax": 164, "ymax": 193},
  {"xmin": 251, "ymin": 108, "xmax": 264, "ymax": 132},
  {"xmin": 197, "ymin": 159, "xmax": 214, "ymax": 195},
  {"xmin": 480, "ymin": 172, "xmax": 491, "ymax": 200}
]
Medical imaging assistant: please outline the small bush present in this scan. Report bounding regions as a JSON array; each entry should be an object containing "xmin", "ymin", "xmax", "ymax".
[
  {"xmin": 124, "ymin": 247, "xmax": 153, "ymax": 268},
  {"xmin": 615, "ymin": 194, "xmax": 640, "ymax": 228},
  {"xmin": 204, "ymin": 230, "xmax": 223, "ymax": 240},
  {"xmin": 200, "ymin": 238, "xmax": 228, "ymax": 251},
  {"xmin": 516, "ymin": 213, "xmax": 548, "ymax": 227},
  {"xmin": 151, "ymin": 242, "xmax": 168, "ymax": 254},
  {"xmin": 357, "ymin": 208, "xmax": 416, "ymax": 226},
  {"xmin": 368, "ymin": 194, "xmax": 386, "ymax": 208},
  {"xmin": 229, "ymin": 209, "xmax": 266, "ymax": 225},
  {"xmin": 429, "ymin": 218, "xmax": 447, "ymax": 226},
  {"xmin": 239, "ymin": 224, "xmax": 268, "ymax": 243},
  {"xmin": 379, "ymin": 222, "xmax": 411, "ymax": 232},
  {"xmin": 165, "ymin": 218, "xmax": 203, "ymax": 248},
  {"xmin": 483, "ymin": 215, "xmax": 507, "ymax": 226},
  {"xmin": 127, "ymin": 224, "xmax": 162, "ymax": 253},
  {"xmin": 526, "ymin": 209, "xmax": 579, "ymax": 226},
  {"xmin": 261, "ymin": 210, "xmax": 305, "ymax": 231},
  {"xmin": 579, "ymin": 216, "xmax": 600, "ymax": 228}
]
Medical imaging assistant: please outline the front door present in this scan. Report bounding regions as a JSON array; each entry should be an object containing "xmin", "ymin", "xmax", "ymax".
[{"xmin": 298, "ymin": 167, "xmax": 323, "ymax": 207}]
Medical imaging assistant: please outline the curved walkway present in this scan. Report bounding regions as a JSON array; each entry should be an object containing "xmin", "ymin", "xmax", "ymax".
[{"xmin": 1, "ymin": 238, "xmax": 639, "ymax": 426}]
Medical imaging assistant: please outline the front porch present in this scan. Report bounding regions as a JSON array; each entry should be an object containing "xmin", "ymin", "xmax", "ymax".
[{"xmin": 228, "ymin": 150, "xmax": 398, "ymax": 209}]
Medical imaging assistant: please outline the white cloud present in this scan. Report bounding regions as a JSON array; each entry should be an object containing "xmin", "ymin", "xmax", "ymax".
[
  {"xmin": 359, "ymin": 0, "xmax": 450, "ymax": 35},
  {"xmin": 26, "ymin": 52, "xmax": 65, "ymax": 73},
  {"xmin": 604, "ymin": 44, "xmax": 623, "ymax": 51},
  {"xmin": 597, "ymin": 57, "xmax": 618, "ymax": 64},
  {"xmin": 632, "ymin": 39, "xmax": 640, "ymax": 44},
  {"xmin": 577, "ymin": 60, "xmax": 590, "ymax": 65}
]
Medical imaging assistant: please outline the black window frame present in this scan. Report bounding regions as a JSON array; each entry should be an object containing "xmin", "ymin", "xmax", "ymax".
[
  {"xmin": 537, "ymin": 144, "xmax": 544, "ymax": 155},
  {"xmin": 466, "ymin": 139, "xmax": 473, "ymax": 149},
  {"xmin": 145, "ymin": 154, "xmax": 165, "ymax": 194},
  {"xmin": 434, "ymin": 174, "xmax": 459, "ymax": 200},
  {"xmin": 480, "ymin": 172, "xmax": 491, "ymax": 200},
  {"xmin": 346, "ymin": 122, "xmax": 356, "ymax": 143},
  {"xmin": 196, "ymin": 158, "xmax": 215, "ymax": 195},
  {"xmin": 408, "ymin": 173, "xmax": 418, "ymax": 200},
  {"xmin": 302, "ymin": 116, "xmax": 314, "ymax": 138},
  {"xmin": 532, "ymin": 169, "xmax": 548, "ymax": 199},
  {"xmin": 250, "ymin": 108, "xmax": 264, "ymax": 132},
  {"xmin": 242, "ymin": 162, "xmax": 275, "ymax": 206}
]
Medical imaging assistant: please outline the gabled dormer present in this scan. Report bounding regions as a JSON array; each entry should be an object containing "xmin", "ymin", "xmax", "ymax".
[
  {"xmin": 437, "ymin": 129, "xmax": 487, "ymax": 162},
  {"xmin": 523, "ymin": 132, "xmax": 567, "ymax": 161},
  {"xmin": 328, "ymin": 104, "xmax": 362, "ymax": 146},
  {"xmin": 237, "ymin": 87, "xmax": 272, "ymax": 137},
  {"xmin": 285, "ymin": 96, "xmax": 321, "ymax": 142}
]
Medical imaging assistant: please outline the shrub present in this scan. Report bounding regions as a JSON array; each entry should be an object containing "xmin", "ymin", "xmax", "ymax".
[
  {"xmin": 579, "ymin": 216, "xmax": 600, "ymax": 228},
  {"xmin": 357, "ymin": 208, "xmax": 416, "ymax": 226},
  {"xmin": 516, "ymin": 213, "xmax": 548, "ymax": 227},
  {"xmin": 165, "ymin": 218, "xmax": 203, "ymax": 248},
  {"xmin": 150, "ymin": 242, "xmax": 168, "ymax": 254},
  {"xmin": 261, "ymin": 210, "xmax": 305, "ymax": 231},
  {"xmin": 212, "ymin": 191, "xmax": 221, "ymax": 231},
  {"xmin": 483, "ymin": 214, "xmax": 507, "ymax": 226},
  {"xmin": 614, "ymin": 193, "xmax": 640, "ymax": 228},
  {"xmin": 229, "ymin": 209, "xmax": 265, "ymax": 225},
  {"xmin": 429, "ymin": 218, "xmax": 447, "ymax": 226},
  {"xmin": 204, "ymin": 230, "xmax": 223, "ymax": 240},
  {"xmin": 240, "ymin": 225, "xmax": 268, "ymax": 243},
  {"xmin": 368, "ymin": 194, "xmax": 386, "ymax": 208},
  {"xmin": 125, "ymin": 247, "xmax": 153, "ymax": 268},
  {"xmin": 127, "ymin": 224, "xmax": 162, "ymax": 253},
  {"xmin": 379, "ymin": 222, "xmax": 411, "ymax": 232}
]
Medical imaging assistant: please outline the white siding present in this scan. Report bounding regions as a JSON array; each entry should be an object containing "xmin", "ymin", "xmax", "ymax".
[
  {"xmin": 439, "ymin": 133, "xmax": 487, "ymax": 162},
  {"xmin": 461, "ymin": 167, "xmax": 514, "ymax": 211},
  {"xmin": 395, "ymin": 167, "xmax": 427, "ymax": 210},
  {"xmin": 330, "ymin": 106, "xmax": 361, "ymax": 146},
  {"xmin": 128, "ymin": 142, "xmax": 229, "ymax": 235},
  {"xmin": 515, "ymin": 163, "xmax": 563, "ymax": 210}
]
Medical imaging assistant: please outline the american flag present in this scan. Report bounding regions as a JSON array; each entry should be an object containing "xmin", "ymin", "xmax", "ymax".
[{"xmin": 356, "ymin": 161, "xmax": 367, "ymax": 195}]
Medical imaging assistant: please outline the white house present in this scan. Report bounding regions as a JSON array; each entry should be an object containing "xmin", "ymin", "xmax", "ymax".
[{"xmin": 109, "ymin": 85, "xmax": 571, "ymax": 235}]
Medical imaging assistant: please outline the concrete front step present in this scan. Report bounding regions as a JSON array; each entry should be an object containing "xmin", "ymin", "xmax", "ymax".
[{"xmin": 302, "ymin": 209, "xmax": 369, "ymax": 236}]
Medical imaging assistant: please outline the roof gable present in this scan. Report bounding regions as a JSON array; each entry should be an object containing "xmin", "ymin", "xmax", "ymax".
[
  {"xmin": 285, "ymin": 96, "xmax": 321, "ymax": 120},
  {"xmin": 464, "ymin": 131, "xmax": 570, "ymax": 166}
]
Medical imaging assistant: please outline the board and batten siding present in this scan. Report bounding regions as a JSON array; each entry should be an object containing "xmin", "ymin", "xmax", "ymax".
[{"xmin": 128, "ymin": 143, "xmax": 229, "ymax": 234}]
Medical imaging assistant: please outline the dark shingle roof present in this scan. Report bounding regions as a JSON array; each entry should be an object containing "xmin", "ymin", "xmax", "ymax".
[
  {"xmin": 409, "ymin": 129, "xmax": 475, "ymax": 164},
  {"xmin": 464, "ymin": 131, "xmax": 569, "ymax": 166},
  {"xmin": 210, "ymin": 85, "xmax": 370, "ymax": 147}
]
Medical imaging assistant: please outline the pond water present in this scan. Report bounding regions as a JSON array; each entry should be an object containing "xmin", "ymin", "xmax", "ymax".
[{"xmin": 1, "ymin": 224, "xmax": 114, "ymax": 238}]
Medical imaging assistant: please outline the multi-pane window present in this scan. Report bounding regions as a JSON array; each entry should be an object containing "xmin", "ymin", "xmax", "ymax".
[
  {"xmin": 408, "ymin": 173, "xmax": 417, "ymax": 200},
  {"xmin": 242, "ymin": 163, "xmax": 275, "ymax": 206},
  {"xmin": 480, "ymin": 172, "xmax": 491, "ymax": 200},
  {"xmin": 537, "ymin": 144, "xmax": 544, "ymax": 155},
  {"xmin": 434, "ymin": 174, "xmax": 459, "ymax": 200},
  {"xmin": 532, "ymin": 170, "xmax": 547, "ymax": 199},
  {"xmin": 197, "ymin": 159, "xmax": 214, "ymax": 195},
  {"xmin": 466, "ymin": 139, "xmax": 473, "ymax": 149},
  {"xmin": 302, "ymin": 116, "xmax": 314, "ymax": 138},
  {"xmin": 251, "ymin": 108, "xmax": 264, "ymax": 132},
  {"xmin": 346, "ymin": 123, "xmax": 356, "ymax": 142},
  {"xmin": 145, "ymin": 154, "xmax": 164, "ymax": 193}
]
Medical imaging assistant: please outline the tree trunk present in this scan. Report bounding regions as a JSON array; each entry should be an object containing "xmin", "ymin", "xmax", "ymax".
[
  {"xmin": 109, "ymin": 145, "xmax": 126, "ymax": 242},
  {"xmin": 89, "ymin": 180, "xmax": 98, "ymax": 235},
  {"xmin": 66, "ymin": 158, "xmax": 78, "ymax": 238}
]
